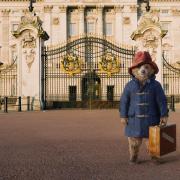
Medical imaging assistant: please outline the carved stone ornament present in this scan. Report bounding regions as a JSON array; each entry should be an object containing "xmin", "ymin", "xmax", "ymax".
[
  {"xmin": 23, "ymin": 48, "xmax": 36, "ymax": 73},
  {"xmin": 131, "ymin": 11, "xmax": 167, "ymax": 62},
  {"xmin": 141, "ymin": 30, "xmax": 159, "ymax": 61},
  {"xmin": 12, "ymin": 11, "xmax": 49, "ymax": 41},
  {"xmin": 53, "ymin": 17, "xmax": 59, "ymax": 25},
  {"xmin": 99, "ymin": 52, "xmax": 120, "ymax": 77},
  {"xmin": 1, "ymin": 9, "xmax": 11, "ymax": 16},
  {"xmin": 123, "ymin": 17, "xmax": 130, "ymax": 25},
  {"xmin": 114, "ymin": 5, "xmax": 124, "ymax": 13},
  {"xmin": 61, "ymin": 54, "xmax": 81, "ymax": 76},
  {"xmin": 134, "ymin": 30, "xmax": 159, "ymax": 61},
  {"xmin": 131, "ymin": 11, "xmax": 167, "ymax": 40},
  {"xmin": 22, "ymin": 32, "xmax": 36, "ymax": 48},
  {"xmin": 129, "ymin": 5, "xmax": 137, "ymax": 13},
  {"xmin": 59, "ymin": 5, "xmax": 67, "ymax": 13},
  {"xmin": 44, "ymin": 5, "xmax": 53, "ymax": 13},
  {"xmin": 171, "ymin": 8, "xmax": 180, "ymax": 16},
  {"xmin": 78, "ymin": 5, "xmax": 85, "ymax": 13}
]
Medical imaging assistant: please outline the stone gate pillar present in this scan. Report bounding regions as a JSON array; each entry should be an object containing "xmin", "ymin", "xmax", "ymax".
[
  {"xmin": 12, "ymin": 12, "xmax": 49, "ymax": 110},
  {"xmin": 131, "ymin": 11, "xmax": 167, "ymax": 84}
]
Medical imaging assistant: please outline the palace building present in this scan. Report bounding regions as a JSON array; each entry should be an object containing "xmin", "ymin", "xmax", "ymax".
[
  {"xmin": 0, "ymin": 0, "xmax": 180, "ymax": 110},
  {"xmin": 0, "ymin": 0, "xmax": 180, "ymax": 65}
]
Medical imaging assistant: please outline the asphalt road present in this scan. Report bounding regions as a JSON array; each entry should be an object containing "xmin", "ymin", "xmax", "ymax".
[{"xmin": 0, "ymin": 110, "xmax": 179, "ymax": 180}]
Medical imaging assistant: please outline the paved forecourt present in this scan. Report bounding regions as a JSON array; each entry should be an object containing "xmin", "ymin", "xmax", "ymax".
[{"xmin": 0, "ymin": 110, "xmax": 179, "ymax": 180}]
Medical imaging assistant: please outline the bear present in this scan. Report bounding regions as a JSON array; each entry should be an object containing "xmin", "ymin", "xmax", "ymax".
[{"xmin": 119, "ymin": 51, "xmax": 168, "ymax": 165}]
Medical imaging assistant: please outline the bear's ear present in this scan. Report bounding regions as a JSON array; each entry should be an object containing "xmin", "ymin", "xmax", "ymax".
[
  {"xmin": 149, "ymin": 65, "xmax": 155, "ymax": 76},
  {"xmin": 132, "ymin": 67, "xmax": 139, "ymax": 77}
]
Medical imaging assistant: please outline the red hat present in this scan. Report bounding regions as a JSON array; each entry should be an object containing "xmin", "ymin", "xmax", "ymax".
[{"xmin": 128, "ymin": 51, "xmax": 159, "ymax": 75}]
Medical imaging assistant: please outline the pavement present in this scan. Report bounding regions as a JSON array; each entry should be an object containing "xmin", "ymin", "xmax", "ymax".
[{"xmin": 0, "ymin": 110, "xmax": 179, "ymax": 180}]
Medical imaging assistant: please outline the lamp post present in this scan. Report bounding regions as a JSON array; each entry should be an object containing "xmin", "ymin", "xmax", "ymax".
[
  {"xmin": 145, "ymin": 0, "xmax": 151, "ymax": 12},
  {"xmin": 29, "ymin": 0, "xmax": 36, "ymax": 12}
]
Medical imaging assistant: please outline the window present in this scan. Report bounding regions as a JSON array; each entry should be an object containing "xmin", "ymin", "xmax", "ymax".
[
  {"xmin": 86, "ymin": 8, "xmax": 94, "ymax": 16},
  {"xmin": 69, "ymin": 86, "xmax": 77, "ymax": 102},
  {"xmin": 107, "ymin": 86, "xmax": 114, "ymax": 101},
  {"xmin": 87, "ymin": 22, "xmax": 95, "ymax": 34},
  {"xmin": 105, "ymin": 22, "xmax": 113, "ymax": 36},
  {"xmin": 161, "ymin": 9, "xmax": 169, "ymax": 14},
  {"xmin": 69, "ymin": 23, "xmax": 77, "ymax": 36}
]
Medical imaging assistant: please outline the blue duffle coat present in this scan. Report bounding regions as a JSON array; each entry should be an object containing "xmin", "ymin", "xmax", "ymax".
[{"xmin": 119, "ymin": 76, "xmax": 168, "ymax": 138}]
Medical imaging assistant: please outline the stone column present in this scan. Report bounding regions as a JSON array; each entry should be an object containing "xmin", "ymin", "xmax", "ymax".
[
  {"xmin": 43, "ymin": 5, "xmax": 53, "ymax": 44},
  {"xmin": 12, "ymin": 12, "xmax": 49, "ymax": 110},
  {"xmin": 156, "ymin": 38, "xmax": 163, "ymax": 83},
  {"xmin": 114, "ymin": 5, "xmax": 124, "ymax": 44},
  {"xmin": 1, "ymin": 9, "xmax": 10, "ymax": 64},
  {"xmin": 96, "ymin": 5, "xmax": 103, "ymax": 35},
  {"xmin": 59, "ymin": 5, "xmax": 67, "ymax": 42},
  {"xmin": 131, "ymin": 11, "xmax": 166, "ymax": 84},
  {"xmin": 78, "ymin": 5, "xmax": 85, "ymax": 35}
]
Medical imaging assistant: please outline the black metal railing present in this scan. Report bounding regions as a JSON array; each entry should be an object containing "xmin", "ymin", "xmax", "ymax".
[
  {"xmin": 0, "ymin": 96, "xmax": 35, "ymax": 113},
  {"xmin": 163, "ymin": 52, "xmax": 180, "ymax": 96},
  {"xmin": 166, "ymin": 95, "xmax": 175, "ymax": 112},
  {"xmin": 0, "ymin": 59, "xmax": 17, "ymax": 97},
  {"xmin": 162, "ymin": 52, "xmax": 180, "ymax": 112}
]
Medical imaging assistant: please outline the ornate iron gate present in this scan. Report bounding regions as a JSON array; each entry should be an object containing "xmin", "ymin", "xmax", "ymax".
[
  {"xmin": 42, "ymin": 35, "xmax": 135, "ymax": 109},
  {"xmin": 163, "ymin": 53, "xmax": 180, "ymax": 104},
  {"xmin": 0, "ymin": 60, "xmax": 17, "ymax": 97},
  {"xmin": 0, "ymin": 60, "xmax": 17, "ymax": 111}
]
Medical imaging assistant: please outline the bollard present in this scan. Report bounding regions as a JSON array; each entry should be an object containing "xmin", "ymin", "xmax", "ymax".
[
  {"xmin": 27, "ymin": 96, "xmax": 30, "ymax": 111},
  {"xmin": 4, "ymin": 97, "xmax": 8, "ymax": 113},
  {"xmin": 171, "ymin": 95, "xmax": 175, "ymax": 112},
  {"xmin": 18, "ymin": 96, "xmax": 22, "ymax": 112}
]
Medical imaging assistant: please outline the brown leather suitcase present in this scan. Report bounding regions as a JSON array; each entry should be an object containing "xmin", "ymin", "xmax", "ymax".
[{"xmin": 149, "ymin": 124, "xmax": 176, "ymax": 157}]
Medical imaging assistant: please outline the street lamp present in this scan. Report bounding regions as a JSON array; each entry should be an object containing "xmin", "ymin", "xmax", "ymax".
[
  {"xmin": 29, "ymin": 0, "xmax": 36, "ymax": 12},
  {"xmin": 144, "ymin": 0, "xmax": 151, "ymax": 12}
]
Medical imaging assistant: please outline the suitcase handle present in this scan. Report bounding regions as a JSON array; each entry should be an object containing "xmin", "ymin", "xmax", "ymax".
[
  {"xmin": 153, "ymin": 124, "xmax": 167, "ymax": 128},
  {"xmin": 159, "ymin": 123, "xmax": 167, "ymax": 128}
]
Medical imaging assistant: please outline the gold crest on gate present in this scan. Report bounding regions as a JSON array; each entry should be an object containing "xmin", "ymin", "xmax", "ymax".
[
  {"xmin": 61, "ymin": 54, "xmax": 81, "ymax": 76},
  {"xmin": 99, "ymin": 52, "xmax": 120, "ymax": 77}
]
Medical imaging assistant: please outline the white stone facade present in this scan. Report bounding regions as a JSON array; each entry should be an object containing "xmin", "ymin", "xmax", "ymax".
[
  {"xmin": 150, "ymin": 0, "xmax": 180, "ymax": 65},
  {"xmin": 0, "ymin": 0, "xmax": 180, "ymax": 66},
  {"xmin": 0, "ymin": 0, "xmax": 138, "ymax": 64}
]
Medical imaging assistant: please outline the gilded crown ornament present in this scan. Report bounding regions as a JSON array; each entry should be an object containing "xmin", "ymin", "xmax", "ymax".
[
  {"xmin": 61, "ymin": 54, "xmax": 81, "ymax": 76},
  {"xmin": 99, "ymin": 52, "xmax": 120, "ymax": 77}
]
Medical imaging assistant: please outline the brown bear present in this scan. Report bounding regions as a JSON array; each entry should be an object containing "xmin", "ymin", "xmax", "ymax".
[{"xmin": 120, "ymin": 51, "xmax": 168, "ymax": 164}]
